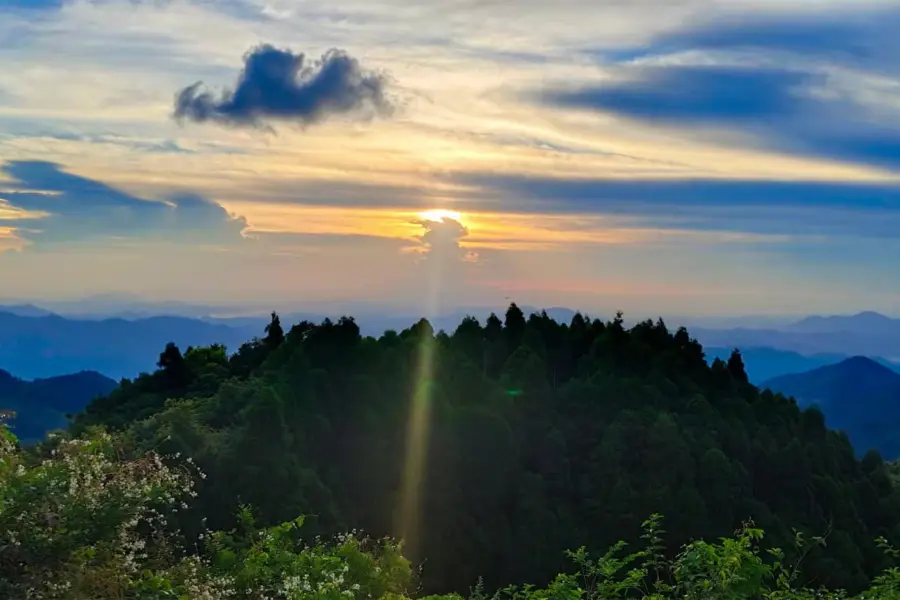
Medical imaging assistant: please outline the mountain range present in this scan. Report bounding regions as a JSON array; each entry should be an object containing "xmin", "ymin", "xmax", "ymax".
[
  {"xmin": 764, "ymin": 356, "xmax": 900, "ymax": 458},
  {"xmin": 0, "ymin": 305, "xmax": 579, "ymax": 380},
  {"xmin": 705, "ymin": 346, "xmax": 900, "ymax": 384},
  {"xmin": 0, "ymin": 302, "xmax": 899, "ymax": 385},
  {"xmin": 0, "ymin": 311, "xmax": 259, "ymax": 380},
  {"xmin": 691, "ymin": 318, "xmax": 900, "ymax": 364}
]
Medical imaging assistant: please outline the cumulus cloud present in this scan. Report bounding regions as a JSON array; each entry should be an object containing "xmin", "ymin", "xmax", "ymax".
[
  {"xmin": 0, "ymin": 160, "xmax": 247, "ymax": 247},
  {"xmin": 414, "ymin": 216, "xmax": 478, "ymax": 264},
  {"xmin": 174, "ymin": 44, "xmax": 393, "ymax": 130},
  {"xmin": 406, "ymin": 215, "xmax": 481, "ymax": 312}
]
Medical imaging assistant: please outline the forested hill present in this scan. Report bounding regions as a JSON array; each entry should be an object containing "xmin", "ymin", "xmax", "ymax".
[
  {"xmin": 74, "ymin": 305, "xmax": 900, "ymax": 595},
  {"xmin": 0, "ymin": 368, "xmax": 117, "ymax": 442},
  {"xmin": 765, "ymin": 356, "xmax": 900, "ymax": 459}
]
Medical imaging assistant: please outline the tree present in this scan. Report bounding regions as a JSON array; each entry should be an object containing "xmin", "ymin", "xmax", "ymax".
[
  {"xmin": 70, "ymin": 305, "xmax": 900, "ymax": 596},
  {"xmin": 157, "ymin": 341, "xmax": 190, "ymax": 389},
  {"xmin": 504, "ymin": 303, "xmax": 527, "ymax": 351},
  {"xmin": 264, "ymin": 311, "xmax": 285, "ymax": 349},
  {"xmin": 727, "ymin": 348, "xmax": 749, "ymax": 384}
]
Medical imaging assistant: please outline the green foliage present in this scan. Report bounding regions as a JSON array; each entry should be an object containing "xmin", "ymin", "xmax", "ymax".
[
  {"xmin": 419, "ymin": 516, "xmax": 900, "ymax": 600},
  {"xmin": 0, "ymin": 422, "xmax": 416, "ymax": 600},
  {"xmin": 0, "ymin": 423, "xmax": 198, "ymax": 598},
  {"xmin": 6, "ymin": 414, "xmax": 900, "ymax": 599},
  {"xmin": 55, "ymin": 306, "xmax": 900, "ymax": 594}
]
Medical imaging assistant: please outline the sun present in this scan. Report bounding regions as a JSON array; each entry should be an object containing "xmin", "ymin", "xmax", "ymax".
[{"xmin": 418, "ymin": 208, "xmax": 463, "ymax": 223}]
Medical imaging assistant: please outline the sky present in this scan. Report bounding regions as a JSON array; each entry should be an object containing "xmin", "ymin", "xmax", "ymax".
[{"xmin": 2, "ymin": 0, "xmax": 900, "ymax": 318}]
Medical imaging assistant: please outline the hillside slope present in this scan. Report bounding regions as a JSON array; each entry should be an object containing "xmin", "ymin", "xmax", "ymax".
[
  {"xmin": 0, "ymin": 369, "xmax": 117, "ymax": 441},
  {"xmin": 72, "ymin": 307, "xmax": 900, "ymax": 595},
  {"xmin": 765, "ymin": 356, "xmax": 900, "ymax": 458}
]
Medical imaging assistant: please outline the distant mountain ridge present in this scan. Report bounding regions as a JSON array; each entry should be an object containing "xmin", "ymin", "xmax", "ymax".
[
  {"xmin": 0, "ymin": 305, "xmax": 579, "ymax": 381},
  {"xmin": 0, "ymin": 368, "xmax": 117, "ymax": 442},
  {"xmin": 2, "ymin": 300, "xmax": 900, "ymax": 382},
  {"xmin": 693, "ymin": 315, "xmax": 900, "ymax": 362},
  {"xmin": 0, "ymin": 303, "xmax": 56, "ymax": 318},
  {"xmin": 764, "ymin": 356, "xmax": 900, "ymax": 458},
  {"xmin": 0, "ymin": 311, "xmax": 259, "ymax": 380},
  {"xmin": 705, "ymin": 346, "xmax": 900, "ymax": 384},
  {"xmin": 785, "ymin": 311, "xmax": 900, "ymax": 336}
]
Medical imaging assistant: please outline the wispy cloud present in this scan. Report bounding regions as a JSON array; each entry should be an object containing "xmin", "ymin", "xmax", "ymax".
[
  {"xmin": 609, "ymin": 8, "xmax": 900, "ymax": 72},
  {"xmin": 0, "ymin": 160, "xmax": 247, "ymax": 247},
  {"xmin": 459, "ymin": 174, "xmax": 900, "ymax": 240},
  {"xmin": 174, "ymin": 44, "xmax": 393, "ymax": 130},
  {"xmin": 541, "ymin": 7, "xmax": 900, "ymax": 171}
]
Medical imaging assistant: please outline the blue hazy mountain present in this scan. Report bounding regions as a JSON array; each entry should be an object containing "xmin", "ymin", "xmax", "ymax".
[
  {"xmin": 764, "ymin": 357, "xmax": 900, "ymax": 459},
  {"xmin": 693, "ymin": 312, "xmax": 900, "ymax": 363},
  {"xmin": 0, "ymin": 303, "xmax": 56, "ymax": 317},
  {"xmin": 0, "ymin": 311, "xmax": 259, "ymax": 380},
  {"xmin": 784, "ymin": 311, "xmax": 900, "ymax": 336},
  {"xmin": 0, "ymin": 305, "xmax": 575, "ymax": 381},
  {"xmin": 0, "ymin": 368, "xmax": 117, "ymax": 442},
  {"xmin": 705, "ymin": 347, "xmax": 847, "ymax": 383},
  {"xmin": 705, "ymin": 346, "xmax": 900, "ymax": 384}
]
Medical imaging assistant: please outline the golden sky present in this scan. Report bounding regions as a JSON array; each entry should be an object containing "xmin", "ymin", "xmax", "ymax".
[{"xmin": 2, "ymin": 0, "xmax": 900, "ymax": 317}]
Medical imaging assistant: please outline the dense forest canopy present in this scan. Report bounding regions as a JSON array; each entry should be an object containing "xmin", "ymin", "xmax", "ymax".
[{"xmin": 5, "ymin": 303, "xmax": 900, "ymax": 599}]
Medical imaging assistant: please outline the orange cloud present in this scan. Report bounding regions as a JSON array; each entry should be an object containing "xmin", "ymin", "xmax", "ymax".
[{"xmin": 0, "ymin": 227, "xmax": 27, "ymax": 252}]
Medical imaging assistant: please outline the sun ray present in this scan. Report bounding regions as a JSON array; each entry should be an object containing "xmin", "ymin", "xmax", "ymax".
[{"xmin": 395, "ymin": 212, "xmax": 449, "ymax": 559}]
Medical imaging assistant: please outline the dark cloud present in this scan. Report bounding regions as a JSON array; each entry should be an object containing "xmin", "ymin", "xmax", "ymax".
[
  {"xmin": 550, "ymin": 66, "xmax": 815, "ymax": 124},
  {"xmin": 174, "ymin": 44, "xmax": 393, "ymax": 130},
  {"xmin": 0, "ymin": 160, "xmax": 246, "ymax": 247},
  {"xmin": 542, "ymin": 62, "xmax": 900, "ymax": 170},
  {"xmin": 458, "ymin": 173, "xmax": 900, "ymax": 240},
  {"xmin": 551, "ymin": 8, "xmax": 900, "ymax": 171},
  {"xmin": 608, "ymin": 9, "xmax": 900, "ymax": 72}
]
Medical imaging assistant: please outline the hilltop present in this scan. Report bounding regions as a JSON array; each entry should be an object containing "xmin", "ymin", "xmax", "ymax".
[
  {"xmin": 70, "ymin": 306, "xmax": 900, "ymax": 595},
  {"xmin": 765, "ymin": 356, "xmax": 900, "ymax": 458}
]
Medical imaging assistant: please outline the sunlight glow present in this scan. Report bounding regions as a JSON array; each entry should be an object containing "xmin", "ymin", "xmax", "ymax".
[{"xmin": 418, "ymin": 209, "xmax": 463, "ymax": 224}]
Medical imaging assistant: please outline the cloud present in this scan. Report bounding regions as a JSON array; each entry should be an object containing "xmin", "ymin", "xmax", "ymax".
[
  {"xmin": 459, "ymin": 173, "xmax": 900, "ymax": 240},
  {"xmin": 413, "ymin": 215, "xmax": 477, "ymax": 264},
  {"xmin": 550, "ymin": 66, "xmax": 815, "ymax": 123},
  {"xmin": 542, "ymin": 59, "xmax": 900, "ymax": 170},
  {"xmin": 406, "ymin": 214, "xmax": 482, "ymax": 312},
  {"xmin": 0, "ymin": 160, "xmax": 247, "ymax": 247},
  {"xmin": 535, "ymin": 7, "xmax": 900, "ymax": 171},
  {"xmin": 610, "ymin": 9, "xmax": 900, "ymax": 73},
  {"xmin": 174, "ymin": 44, "xmax": 393, "ymax": 130}
]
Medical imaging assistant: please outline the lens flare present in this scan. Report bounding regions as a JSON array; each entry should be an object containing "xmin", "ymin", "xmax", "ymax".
[{"xmin": 395, "ymin": 331, "xmax": 435, "ymax": 558}]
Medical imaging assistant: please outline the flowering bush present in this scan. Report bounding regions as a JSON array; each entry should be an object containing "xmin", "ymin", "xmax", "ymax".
[
  {"xmin": 134, "ymin": 511, "xmax": 415, "ymax": 599},
  {"xmin": 0, "ymin": 423, "xmax": 198, "ymax": 598},
  {"xmin": 0, "ymin": 423, "xmax": 415, "ymax": 599}
]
